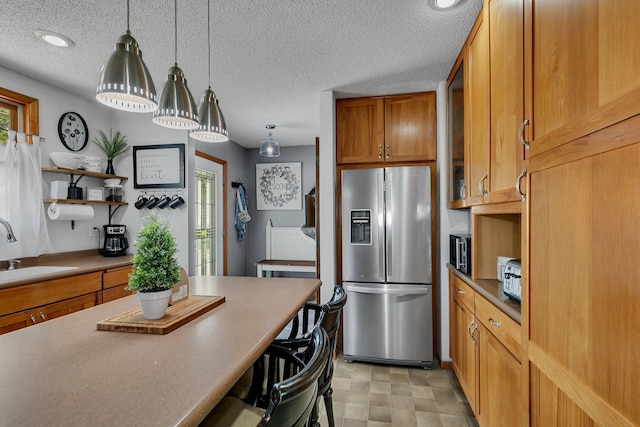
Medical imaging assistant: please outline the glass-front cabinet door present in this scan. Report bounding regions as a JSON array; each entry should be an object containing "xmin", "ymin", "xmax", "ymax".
[{"xmin": 447, "ymin": 55, "xmax": 465, "ymax": 207}]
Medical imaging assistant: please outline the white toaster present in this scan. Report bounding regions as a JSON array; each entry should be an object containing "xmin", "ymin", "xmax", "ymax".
[{"xmin": 502, "ymin": 259, "xmax": 522, "ymax": 302}]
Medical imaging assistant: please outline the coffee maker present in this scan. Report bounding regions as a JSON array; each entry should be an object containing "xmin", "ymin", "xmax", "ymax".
[{"xmin": 101, "ymin": 224, "xmax": 129, "ymax": 257}]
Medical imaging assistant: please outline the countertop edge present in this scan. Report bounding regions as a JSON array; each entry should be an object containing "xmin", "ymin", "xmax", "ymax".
[
  {"xmin": 0, "ymin": 251, "xmax": 133, "ymax": 289},
  {"xmin": 448, "ymin": 264, "xmax": 521, "ymax": 324}
]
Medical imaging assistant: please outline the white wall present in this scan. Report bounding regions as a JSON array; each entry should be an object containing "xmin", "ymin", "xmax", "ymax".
[
  {"xmin": 435, "ymin": 81, "xmax": 470, "ymax": 362},
  {"xmin": 1, "ymin": 66, "xmax": 114, "ymax": 255},
  {"xmin": 191, "ymin": 139, "xmax": 249, "ymax": 276},
  {"xmin": 318, "ymin": 91, "xmax": 337, "ymax": 304},
  {"xmin": 244, "ymin": 146, "xmax": 317, "ymax": 276},
  {"xmin": 0, "ymin": 65, "xmax": 249, "ymax": 276}
]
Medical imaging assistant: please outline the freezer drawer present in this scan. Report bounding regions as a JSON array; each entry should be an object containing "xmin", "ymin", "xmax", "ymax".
[{"xmin": 343, "ymin": 282, "xmax": 433, "ymax": 368}]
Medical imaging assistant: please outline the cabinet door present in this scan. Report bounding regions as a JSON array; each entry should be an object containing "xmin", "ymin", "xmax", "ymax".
[
  {"xmin": 447, "ymin": 54, "xmax": 466, "ymax": 206},
  {"xmin": 529, "ymin": 143, "xmax": 640, "ymax": 426},
  {"xmin": 102, "ymin": 264, "xmax": 133, "ymax": 303},
  {"xmin": 102, "ymin": 285, "xmax": 130, "ymax": 303},
  {"xmin": 0, "ymin": 310, "xmax": 35, "ymax": 335},
  {"xmin": 528, "ymin": 0, "xmax": 640, "ymax": 157},
  {"xmin": 384, "ymin": 92, "xmax": 437, "ymax": 162},
  {"xmin": 0, "ymin": 272, "xmax": 102, "ymax": 316},
  {"xmin": 477, "ymin": 323, "xmax": 522, "ymax": 427},
  {"xmin": 488, "ymin": 0, "xmax": 525, "ymax": 202},
  {"xmin": 452, "ymin": 297, "xmax": 477, "ymax": 413},
  {"xmin": 103, "ymin": 265, "xmax": 132, "ymax": 289},
  {"xmin": 465, "ymin": 5, "xmax": 490, "ymax": 205},
  {"xmin": 37, "ymin": 293, "xmax": 99, "ymax": 322},
  {"xmin": 336, "ymin": 98, "xmax": 384, "ymax": 164}
]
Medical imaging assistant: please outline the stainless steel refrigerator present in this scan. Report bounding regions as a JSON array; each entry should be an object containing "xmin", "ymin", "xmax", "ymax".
[{"xmin": 342, "ymin": 165, "xmax": 433, "ymax": 368}]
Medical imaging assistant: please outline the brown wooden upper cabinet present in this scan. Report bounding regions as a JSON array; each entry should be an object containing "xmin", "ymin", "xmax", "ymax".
[
  {"xmin": 447, "ymin": 0, "xmax": 525, "ymax": 208},
  {"xmin": 336, "ymin": 92, "xmax": 436, "ymax": 165},
  {"xmin": 487, "ymin": 0, "xmax": 526, "ymax": 204},
  {"xmin": 453, "ymin": 4, "xmax": 491, "ymax": 208},
  {"xmin": 526, "ymin": 0, "xmax": 640, "ymax": 157}
]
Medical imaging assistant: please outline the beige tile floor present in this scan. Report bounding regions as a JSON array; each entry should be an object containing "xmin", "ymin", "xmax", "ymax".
[{"xmin": 315, "ymin": 355, "xmax": 478, "ymax": 427}]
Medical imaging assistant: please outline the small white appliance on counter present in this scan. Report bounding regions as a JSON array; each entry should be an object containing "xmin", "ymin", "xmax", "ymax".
[{"xmin": 502, "ymin": 259, "xmax": 522, "ymax": 302}]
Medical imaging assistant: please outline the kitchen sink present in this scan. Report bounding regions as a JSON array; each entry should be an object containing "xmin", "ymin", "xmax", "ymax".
[{"xmin": 0, "ymin": 266, "xmax": 79, "ymax": 282}]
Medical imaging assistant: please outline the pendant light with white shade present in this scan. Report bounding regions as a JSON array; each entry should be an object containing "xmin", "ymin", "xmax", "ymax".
[
  {"xmin": 152, "ymin": 0, "xmax": 199, "ymax": 129},
  {"xmin": 96, "ymin": 0, "xmax": 158, "ymax": 112},
  {"xmin": 190, "ymin": 0, "xmax": 229, "ymax": 142},
  {"xmin": 259, "ymin": 125, "xmax": 281, "ymax": 157}
]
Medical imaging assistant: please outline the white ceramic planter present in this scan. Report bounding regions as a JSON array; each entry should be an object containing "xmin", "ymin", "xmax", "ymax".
[{"xmin": 137, "ymin": 289, "xmax": 172, "ymax": 320}]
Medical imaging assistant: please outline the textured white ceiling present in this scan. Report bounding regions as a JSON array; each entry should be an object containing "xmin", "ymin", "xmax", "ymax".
[{"xmin": 0, "ymin": 0, "xmax": 482, "ymax": 148}]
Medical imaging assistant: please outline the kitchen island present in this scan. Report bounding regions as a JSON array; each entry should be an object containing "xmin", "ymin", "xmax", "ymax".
[{"xmin": 0, "ymin": 275, "xmax": 321, "ymax": 426}]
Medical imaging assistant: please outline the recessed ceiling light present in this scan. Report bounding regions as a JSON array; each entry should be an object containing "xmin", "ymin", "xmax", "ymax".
[
  {"xmin": 34, "ymin": 30, "xmax": 75, "ymax": 48},
  {"xmin": 429, "ymin": 0, "xmax": 466, "ymax": 10}
]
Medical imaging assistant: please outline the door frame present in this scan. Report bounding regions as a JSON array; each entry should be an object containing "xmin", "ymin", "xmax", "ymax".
[{"xmin": 195, "ymin": 150, "xmax": 228, "ymax": 276}]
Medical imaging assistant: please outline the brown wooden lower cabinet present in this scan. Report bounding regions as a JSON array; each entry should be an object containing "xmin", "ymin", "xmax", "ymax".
[
  {"xmin": 0, "ymin": 292, "xmax": 100, "ymax": 335},
  {"xmin": 37, "ymin": 293, "xmax": 99, "ymax": 321},
  {"xmin": 102, "ymin": 265, "xmax": 133, "ymax": 303},
  {"xmin": 0, "ymin": 310, "xmax": 33, "ymax": 335},
  {"xmin": 0, "ymin": 264, "xmax": 133, "ymax": 336},
  {"xmin": 530, "ymin": 364, "xmax": 597, "ymax": 426},
  {"xmin": 450, "ymin": 271, "xmax": 522, "ymax": 427},
  {"xmin": 451, "ymin": 278, "xmax": 477, "ymax": 412},
  {"xmin": 477, "ymin": 322, "xmax": 522, "ymax": 427}
]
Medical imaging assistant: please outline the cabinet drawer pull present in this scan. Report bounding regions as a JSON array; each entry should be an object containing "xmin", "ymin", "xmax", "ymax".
[
  {"xmin": 488, "ymin": 317, "xmax": 501, "ymax": 328},
  {"xmin": 516, "ymin": 168, "xmax": 527, "ymax": 201},
  {"xmin": 468, "ymin": 319, "xmax": 475, "ymax": 338},
  {"xmin": 39, "ymin": 312, "xmax": 46, "ymax": 321},
  {"xmin": 519, "ymin": 117, "xmax": 531, "ymax": 150},
  {"xmin": 378, "ymin": 144, "xmax": 383, "ymax": 159},
  {"xmin": 385, "ymin": 145, "xmax": 390, "ymax": 159},
  {"xmin": 30, "ymin": 314, "xmax": 36, "ymax": 324},
  {"xmin": 479, "ymin": 173, "xmax": 488, "ymax": 197},
  {"xmin": 456, "ymin": 288, "xmax": 466, "ymax": 295}
]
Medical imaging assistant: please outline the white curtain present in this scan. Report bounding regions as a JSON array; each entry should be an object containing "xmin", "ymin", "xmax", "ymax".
[{"xmin": 0, "ymin": 138, "xmax": 49, "ymax": 259}]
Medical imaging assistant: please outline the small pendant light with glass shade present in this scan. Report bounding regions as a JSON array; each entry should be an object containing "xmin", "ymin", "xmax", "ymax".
[
  {"xmin": 190, "ymin": 0, "xmax": 229, "ymax": 142},
  {"xmin": 96, "ymin": 0, "xmax": 158, "ymax": 112},
  {"xmin": 152, "ymin": 0, "xmax": 199, "ymax": 129},
  {"xmin": 259, "ymin": 125, "xmax": 281, "ymax": 157}
]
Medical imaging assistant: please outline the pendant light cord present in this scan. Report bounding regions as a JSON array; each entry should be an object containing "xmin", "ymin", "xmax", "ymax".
[
  {"xmin": 174, "ymin": 0, "xmax": 178, "ymax": 65},
  {"xmin": 126, "ymin": 0, "xmax": 130, "ymax": 33},
  {"xmin": 207, "ymin": 0, "xmax": 212, "ymax": 88}
]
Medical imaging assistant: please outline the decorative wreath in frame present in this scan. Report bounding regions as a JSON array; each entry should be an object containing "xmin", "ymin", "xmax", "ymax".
[{"xmin": 259, "ymin": 164, "xmax": 300, "ymax": 208}]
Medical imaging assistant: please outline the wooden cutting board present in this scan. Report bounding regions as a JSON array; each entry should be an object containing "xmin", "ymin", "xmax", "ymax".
[{"xmin": 97, "ymin": 295, "xmax": 225, "ymax": 335}]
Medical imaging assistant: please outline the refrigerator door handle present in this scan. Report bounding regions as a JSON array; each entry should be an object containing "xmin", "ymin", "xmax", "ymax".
[
  {"xmin": 377, "ymin": 172, "xmax": 385, "ymax": 278},
  {"xmin": 385, "ymin": 171, "xmax": 392, "ymax": 277},
  {"xmin": 346, "ymin": 284, "xmax": 430, "ymax": 296}
]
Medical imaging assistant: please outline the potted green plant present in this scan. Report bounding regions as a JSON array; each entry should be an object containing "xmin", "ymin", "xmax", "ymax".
[
  {"xmin": 92, "ymin": 129, "xmax": 129, "ymax": 175},
  {"xmin": 126, "ymin": 212, "xmax": 180, "ymax": 319}
]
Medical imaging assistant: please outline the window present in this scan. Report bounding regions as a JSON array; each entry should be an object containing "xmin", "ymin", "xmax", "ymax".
[
  {"xmin": 195, "ymin": 168, "xmax": 217, "ymax": 275},
  {"xmin": 0, "ymin": 87, "xmax": 38, "ymax": 138},
  {"xmin": 0, "ymin": 101, "xmax": 18, "ymax": 144},
  {"xmin": 0, "ymin": 88, "xmax": 38, "ymax": 219}
]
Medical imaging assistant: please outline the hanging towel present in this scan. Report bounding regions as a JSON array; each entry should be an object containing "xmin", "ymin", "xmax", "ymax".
[{"xmin": 235, "ymin": 184, "xmax": 251, "ymax": 241}]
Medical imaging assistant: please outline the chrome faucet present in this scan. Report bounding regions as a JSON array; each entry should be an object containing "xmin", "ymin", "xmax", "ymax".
[{"xmin": 0, "ymin": 218, "xmax": 17, "ymax": 242}]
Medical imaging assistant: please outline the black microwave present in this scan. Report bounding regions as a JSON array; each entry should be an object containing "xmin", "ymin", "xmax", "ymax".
[{"xmin": 450, "ymin": 234, "xmax": 471, "ymax": 275}]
